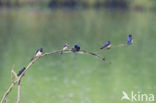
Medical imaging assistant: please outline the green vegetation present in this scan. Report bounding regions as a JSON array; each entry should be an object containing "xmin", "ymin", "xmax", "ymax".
[{"xmin": 0, "ymin": 0, "xmax": 156, "ymax": 10}]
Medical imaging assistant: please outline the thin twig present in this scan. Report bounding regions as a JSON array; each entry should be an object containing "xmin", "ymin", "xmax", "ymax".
[
  {"xmin": 0, "ymin": 81, "xmax": 16, "ymax": 103},
  {"xmin": 96, "ymin": 42, "xmax": 135, "ymax": 54},
  {"xmin": 79, "ymin": 50, "xmax": 105, "ymax": 61}
]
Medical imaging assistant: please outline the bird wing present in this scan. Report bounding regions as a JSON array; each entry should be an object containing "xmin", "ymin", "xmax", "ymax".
[
  {"xmin": 100, "ymin": 43, "xmax": 109, "ymax": 49},
  {"xmin": 35, "ymin": 49, "xmax": 39, "ymax": 54}
]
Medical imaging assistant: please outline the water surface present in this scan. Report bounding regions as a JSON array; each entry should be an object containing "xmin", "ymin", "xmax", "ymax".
[{"xmin": 0, "ymin": 8, "xmax": 156, "ymax": 103}]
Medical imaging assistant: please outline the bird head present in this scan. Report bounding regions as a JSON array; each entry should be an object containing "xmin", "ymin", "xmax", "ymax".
[
  {"xmin": 74, "ymin": 44, "xmax": 80, "ymax": 52},
  {"xmin": 107, "ymin": 41, "xmax": 111, "ymax": 45},
  {"xmin": 40, "ymin": 48, "xmax": 43, "ymax": 52},
  {"xmin": 128, "ymin": 34, "xmax": 132, "ymax": 37}
]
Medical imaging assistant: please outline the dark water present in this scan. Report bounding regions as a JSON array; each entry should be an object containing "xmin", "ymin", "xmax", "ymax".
[{"xmin": 0, "ymin": 8, "xmax": 156, "ymax": 103}]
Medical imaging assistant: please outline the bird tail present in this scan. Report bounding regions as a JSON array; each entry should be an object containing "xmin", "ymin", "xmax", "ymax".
[
  {"xmin": 100, "ymin": 46, "xmax": 105, "ymax": 49},
  {"xmin": 31, "ymin": 57, "xmax": 34, "ymax": 61}
]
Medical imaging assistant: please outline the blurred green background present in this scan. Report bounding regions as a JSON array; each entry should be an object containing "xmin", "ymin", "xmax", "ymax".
[{"xmin": 0, "ymin": 0, "xmax": 156, "ymax": 103}]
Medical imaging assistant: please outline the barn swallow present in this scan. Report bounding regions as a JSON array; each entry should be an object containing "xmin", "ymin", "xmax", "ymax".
[
  {"xmin": 31, "ymin": 48, "xmax": 43, "ymax": 61},
  {"xmin": 127, "ymin": 34, "xmax": 133, "ymax": 46},
  {"xmin": 61, "ymin": 43, "xmax": 69, "ymax": 54},
  {"xmin": 17, "ymin": 67, "xmax": 26, "ymax": 76},
  {"xmin": 35, "ymin": 48, "xmax": 43, "ymax": 56},
  {"xmin": 72, "ymin": 44, "xmax": 80, "ymax": 52},
  {"xmin": 100, "ymin": 41, "xmax": 111, "ymax": 49}
]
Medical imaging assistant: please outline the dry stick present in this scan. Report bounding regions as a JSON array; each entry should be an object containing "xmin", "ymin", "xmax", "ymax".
[
  {"xmin": 0, "ymin": 49, "xmax": 104, "ymax": 103},
  {"xmin": 111, "ymin": 42, "xmax": 136, "ymax": 49},
  {"xmin": 0, "ymin": 57, "xmax": 40, "ymax": 103},
  {"xmin": 0, "ymin": 81, "xmax": 16, "ymax": 103},
  {"xmin": 17, "ymin": 81, "xmax": 21, "ymax": 103},
  {"xmin": 79, "ymin": 50, "xmax": 105, "ymax": 61},
  {"xmin": 11, "ymin": 64, "xmax": 16, "ymax": 83},
  {"xmin": 96, "ymin": 43, "xmax": 136, "ymax": 54},
  {"xmin": 15, "ymin": 57, "xmax": 40, "ymax": 103},
  {"xmin": 1, "ymin": 65, "xmax": 16, "ymax": 103}
]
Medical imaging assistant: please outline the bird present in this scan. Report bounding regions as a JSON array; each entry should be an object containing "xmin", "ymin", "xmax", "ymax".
[
  {"xmin": 61, "ymin": 43, "xmax": 69, "ymax": 54},
  {"xmin": 72, "ymin": 44, "xmax": 80, "ymax": 52},
  {"xmin": 127, "ymin": 34, "xmax": 133, "ymax": 46},
  {"xmin": 31, "ymin": 48, "xmax": 43, "ymax": 61},
  {"xmin": 35, "ymin": 48, "xmax": 43, "ymax": 56},
  {"xmin": 17, "ymin": 67, "xmax": 26, "ymax": 76},
  {"xmin": 121, "ymin": 91, "xmax": 130, "ymax": 101},
  {"xmin": 100, "ymin": 41, "xmax": 111, "ymax": 49}
]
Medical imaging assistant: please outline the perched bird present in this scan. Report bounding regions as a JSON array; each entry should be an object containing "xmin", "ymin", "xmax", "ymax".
[
  {"xmin": 127, "ymin": 34, "xmax": 133, "ymax": 46},
  {"xmin": 35, "ymin": 48, "xmax": 43, "ymax": 56},
  {"xmin": 17, "ymin": 67, "xmax": 26, "ymax": 76},
  {"xmin": 61, "ymin": 43, "xmax": 69, "ymax": 54},
  {"xmin": 72, "ymin": 44, "xmax": 80, "ymax": 52},
  {"xmin": 100, "ymin": 41, "xmax": 111, "ymax": 49},
  {"xmin": 31, "ymin": 48, "xmax": 43, "ymax": 61}
]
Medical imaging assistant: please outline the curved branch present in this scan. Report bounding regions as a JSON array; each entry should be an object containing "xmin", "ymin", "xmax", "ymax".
[
  {"xmin": 0, "ymin": 49, "xmax": 104, "ymax": 103},
  {"xmin": 0, "ymin": 81, "xmax": 16, "ymax": 103}
]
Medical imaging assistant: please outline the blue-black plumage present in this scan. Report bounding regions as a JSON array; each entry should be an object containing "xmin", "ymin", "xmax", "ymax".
[
  {"xmin": 31, "ymin": 48, "xmax": 43, "ymax": 61},
  {"xmin": 35, "ymin": 48, "xmax": 43, "ymax": 56},
  {"xmin": 72, "ymin": 44, "xmax": 80, "ymax": 52},
  {"xmin": 100, "ymin": 41, "xmax": 111, "ymax": 49},
  {"xmin": 17, "ymin": 67, "xmax": 26, "ymax": 76},
  {"xmin": 127, "ymin": 34, "xmax": 133, "ymax": 46}
]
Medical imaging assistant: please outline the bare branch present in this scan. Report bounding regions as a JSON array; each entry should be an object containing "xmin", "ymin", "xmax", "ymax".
[
  {"xmin": 17, "ymin": 81, "xmax": 21, "ymax": 103},
  {"xmin": 0, "ymin": 81, "xmax": 16, "ymax": 103},
  {"xmin": 78, "ymin": 50, "xmax": 105, "ymax": 61},
  {"xmin": 0, "ymin": 48, "xmax": 104, "ymax": 103},
  {"xmin": 11, "ymin": 64, "xmax": 18, "ymax": 82}
]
